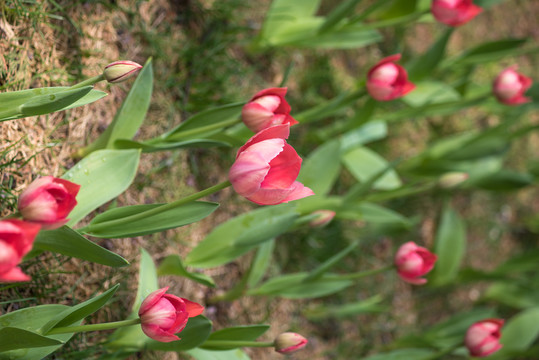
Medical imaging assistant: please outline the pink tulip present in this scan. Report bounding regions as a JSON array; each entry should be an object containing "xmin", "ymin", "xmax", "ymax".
[
  {"xmin": 465, "ymin": 319, "xmax": 504, "ymax": 357},
  {"xmin": 274, "ymin": 332, "xmax": 308, "ymax": 354},
  {"xmin": 366, "ymin": 54, "xmax": 415, "ymax": 101},
  {"xmin": 309, "ymin": 210, "xmax": 336, "ymax": 227},
  {"xmin": 241, "ymin": 87, "xmax": 299, "ymax": 133},
  {"xmin": 394, "ymin": 242, "xmax": 437, "ymax": 285},
  {"xmin": 0, "ymin": 219, "xmax": 41, "ymax": 282},
  {"xmin": 229, "ymin": 124, "xmax": 314, "ymax": 205},
  {"xmin": 18, "ymin": 176, "xmax": 80, "ymax": 229},
  {"xmin": 431, "ymin": 0, "xmax": 482, "ymax": 27},
  {"xmin": 493, "ymin": 66, "xmax": 532, "ymax": 105},
  {"xmin": 138, "ymin": 286, "xmax": 204, "ymax": 343}
]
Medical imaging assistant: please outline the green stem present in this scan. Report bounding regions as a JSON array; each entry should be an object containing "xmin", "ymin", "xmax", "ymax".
[
  {"xmin": 163, "ymin": 117, "xmax": 241, "ymax": 142},
  {"xmin": 69, "ymin": 74, "xmax": 105, "ymax": 89},
  {"xmin": 423, "ymin": 344, "xmax": 461, "ymax": 360},
  {"xmin": 46, "ymin": 318, "xmax": 140, "ymax": 335},
  {"xmin": 336, "ymin": 264, "xmax": 394, "ymax": 281},
  {"xmin": 84, "ymin": 180, "xmax": 231, "ymax": 232},
  {"xmin": 202, "ymin": 340, "xmax": 274, "ymax": 348}
]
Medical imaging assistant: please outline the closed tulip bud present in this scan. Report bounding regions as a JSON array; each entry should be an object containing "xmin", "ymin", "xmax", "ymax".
[
  {"xmin": 18, "ymin": 176, "xmax": 80, "ymax": 230},
  {"xmin": 0, "ymin": 219, "xmax": 41, "ymax": 282},
  {"xmin": 394, "ymin": 242, "xmax": 437, "ymax": 285},
  {"xmin": 493, "ymin": 66, "xmax": 532, "ymax": 106},
  {"xmin": 139, "ymin": 287, "xmax": 204, "ymax": 343},
  {"xmin": 439, "ymin": 172, "xmax": 469, "ymax": 189},
  {"xmin": 229, "ymin": 124, "xmax": 314, "ymax": 205},
  {"xmin": 103, "ymin": 60, "xmax": 143, "ymax": 83},
  {"xmin": 366, "ymin": 54, "xmax": 415, "ymax": 101},
  {"xmin": 274, "ymin": 332, "xmax": 308, "ymax": 354},
  {"xmin": 309, "ymin": 210, "xmax": 336, "ymax": 227},
  {"xmin": 431, "ymin": 0, "xmax": 482, "ymax": 27},
  {"xmin": 242, "ymin": 87, "xmax": 298, "ymax": 133},
  {"xmin": 465, "ymin": 319, "xmax": 504, "ymax": 357}
]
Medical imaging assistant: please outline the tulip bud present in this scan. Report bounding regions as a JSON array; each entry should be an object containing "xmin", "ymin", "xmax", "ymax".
[
  {"xmin": 366, "ymin": 54, "xmax": 415, "ymax": 101},
  {"xmin": 0, "ymin": 219, "xmax": 41, "ymax": 282},
  {"xmin": 439, "ymin": 172, "xmax": 469, "ymax": 189},
  {"xmin": 103, "ymin": 60, "xmax": 143, "ymax": 83},
  {"xmin": 309, "ymin": 210, "xmax": 336, "ymax": 227},
  {"xmin": 139, "ymin": 286, "xmax": 204, "ymax": 342},
  {"xmin": 394, "ymin": 242, "xmax": 437, "ymax": 285},
  {"xmin": 274, "ymin": 332, "xmax": 308, "ymax": 354},
  {"xmin": 465, "ymin": 319, "xmax": 504, "ymax": 357},
  {"xmin": 431, "ymin": 0, "xmax": 482, "ymax": 27},
  {"xmin": 18, "ymin": 176, "xmax": 80, "ymax": 230},
  {"xmin": 493, "ymin": 66, "xmax": 532, "ymax": 106},
  {"xmin": 229, "ymin": 124, "xmax": 314, "ymax": 205},
  {"xmin": 241, "ymin": 87, "xmax": 298, "ymax": 133}
]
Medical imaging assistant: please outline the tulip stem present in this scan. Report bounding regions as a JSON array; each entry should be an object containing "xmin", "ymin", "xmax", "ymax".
[
  {"xmin": 336, "ymin": 264, "xmax": 394, "ymax": 280},
  {"xmin": 201, "ymin": 340, "xmax": 275, "ymax": 348},
  {"xmin": 46, "ymin": 318, "xmax": 141, "ymax": 335},
  {"xmin": 163, "ymin": 117, "xmax": 242, "ymax": 141},
  {"xmin": 83, "ymin": 180, "xmax": 231, "ymax": 232},
  {"xmin": 69, "ymin": 74, "xmax": 105, "ymax": 89}
]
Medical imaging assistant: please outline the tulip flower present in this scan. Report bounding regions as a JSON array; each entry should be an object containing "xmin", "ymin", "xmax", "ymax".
[
  {"xmin": 241, "ymin": 87, "xmax": 298, "ymax": 133},
  {"xmin": 493, "ymin": 66, "xmax": 532, "ymax": 105},
  {"xmin": 394, "ymin": 242, "xmax": 437, "ymax": 285},
  {"xmin": 274, "ymin": 332, "xmax": 308, "ymax": 354},
  {"xmin": 229, "ymin": 124, "xmax": 314, "ymax": 205},
  {"xmin": 103, "ymin": 60, "xmax": 143, "ymax": 83},
  {"xmin": 0, "ymin": 219, "xmax": 41, "ymax": 282},
  {"xmin": 465, "ymin": 319, "xmax": 504, "ymax": 357},
  {"xmin": 366, "ymin": 54, "xmax": 415, "ymax": 101},
  {"xmin": 18, "ymin": 176, "xmax": 80, "ymax": 229},
  {"xmin": 139, "ymin": 286, "xmax": 204, "ymax": 342},
  {"xmin": 309, "ymin": 210, "xmax": 336, "ymax": 227},
  {"xmin": 431, "ymin": 0, "xmax": 482, "ymax": 27}
]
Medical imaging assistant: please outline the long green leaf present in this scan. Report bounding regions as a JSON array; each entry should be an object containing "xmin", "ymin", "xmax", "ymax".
[
  {"xmin": 83, "ymin": 201, "xmax": 219, "ymax": 238},
  {"xmin": 407, "ymin": 28, "xmax": 453, "ymax": 81},
  {"xmin": 297, "ymin": 140, "xmax": 341, "ymax": 195},
  {"xmin": 19, "ymin": 86, "xmax": 93, "ymax": 116},
  {"xmin": 342, "ymin": 147, "xmax": 402, "ymax": 190},
  {"xmin": 187, "ymin": 348, "xmax": 251, "ymax": 360},
  {"xmin": 33, "ymin": 226, "xmax": 128, "ymax": 267},
  {"xmin": 318, "ymin": 0, "xmax": 364, "ymax": 34},
  {"xmin": 200, "ymin": 325, "xmax": 270, "ymax": 350},
  {"xmin": 0, "ymin": 327, "xmax": 63, "ymax": 352},
  {"xmin": 247, "ymin": 239, "xmax": 275, "ymax": 288},
  {"xmin": 157, "ymin": 254, "xmax": 216, "ymax": 288},
  {"xmin": 63, "ymin": 149, "xmax": 140, "ymax": 226},
  {"xmin": 145, "ymin": 316, "xmax": 213, "ymax": 352}
]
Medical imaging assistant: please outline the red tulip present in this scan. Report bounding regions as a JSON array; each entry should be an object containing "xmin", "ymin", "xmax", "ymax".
[
  {"xmin": 366, "ymin": 54, "xmax": 415, "ymax": 101},
  {"xmin": 493, "ymin": 66, "xmax": 532, "ymax": 105},
  {"xmin": 229, "ymin": 124, "xmax": 314, "ymax": 205},
  {"xmin": 138, "ymin": 286, "xmax": 204, "ymax": 343},
  {"xmin": 0, "ymin": 219, "xmax": 41, "ymax": 282},
  {"xmin": 241, "ymin": 87, "xmax": 298, "ymax": 133},
  {"xmin": 274, "ymin": 332, "xmax": 308, "ymax": 354},
  {"xmin": 431, "ymin": 0, "xmax": 482, "ymax": 27},
  {"xmin": 394, "ymin": 242, "xmax": 437, "ymax": 285},
  {"xmin": 465, "ymin": 319, "xmax": 504, "ymax": 357},
  {"xmin": 18, "ymin": 176, "xmax": 80, "ymax": 229}
]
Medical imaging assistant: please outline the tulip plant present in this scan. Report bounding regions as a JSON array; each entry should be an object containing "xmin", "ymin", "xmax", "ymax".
[{"xmin": 1, "ymin": 0, "xmax": 538, "ymax": 359}]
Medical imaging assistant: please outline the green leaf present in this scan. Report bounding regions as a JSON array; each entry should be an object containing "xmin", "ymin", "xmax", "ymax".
[
  {"xmin": 443, "ymin": 38, "xmax": 527, "ymax": 68},
  {"xmin": 338, "ymin": 202, "xmax": 413, "ymax": 233},
  {"xmin": 483, "ymin": 282, "xmax": 539, "ymax": 309},
  {"xmin": 41, "ymin": 284, "xmax": 120, "ymax": 334},
  {"xmin": 339, "ymin": 120, "xmax": 387, "ymax": 152},
  {"xmin": 201, "ymin": 325, "xmax": 270, "ymax": 350},
  {"xmin": 342, "ymin": 147, "xmax": 402, "ymax": 190},
  {"xmin": 402, "ymin": 81, "xmax": 460, "ymax": 107},
  {"xmin": 304, "ymin": 295, "xmax": 387, "ymax": 320},
  {"xmin": 83, "ymin": 201, "xmax": 219, "ymax": 238},
  {"xmin": 0, "ymin": 327, "xmax": 63, "ymax": 352},
  {"xmin": 185, "ymin": 204, "xmax": 299, "ymax": 268},
  {"xmin": 18, "ymin": 86, "xmax": 93, "ymax": 117},
  {"xmin": 0, "ymin": 304, "xmax": 75, "ymax": 359},
  {"xmin": 145, "ymin": 316, "xmax": 213, "ymax": 352},
  {"xmin": 362, "ymin": 349, "xmax": 435, "ymax": 360},
  {"xmin": 133, "ymin": 248, "xmax": 159, "ymax": 312},
  {"xmin": 474, "ymin": 0, "xmax": 507, "ymax": 8},
  {"xmin": 248, "ymin": 272, "xmax": 352, "ymax": 299},
  {"xmin": 318, "ymin": 0, "xmax": 364, "ymax": 34},
  {"xmin": 407, "ymin": 29, "xmax": 453, "ymax": 81},
  {"xmin": 114, "ymin": 138, "xmax": 231, "ymax": 153},
  {"xmin": 247, "ymin": 239, "xmax": 275, "ymax": 288},
  {"xmin": 469, "ymin": 170, "xmax": 533, "ymax": 191},
  {"xmin": 430, "ymin": 206, "xmax": 466, "ymax": 286},
  {"xmin": 187, "ymin": 348, "xmax": 251, "ymax": 360},
  {"xmin": 297, "ymin": 140, "xmax": 341, "ymax": 195},
  {"xmin": 295, "ymin": 90, "xmax": 364, "ymax": 124},
  {"xmin": 87, "ymin": 58, "xmax": 153, "ymax": 152},
  {"xmin": 163, "ymin": 103, "xmax": 243, "ymax": 141},
  {"xmin": 63, "ymin": 149, "xmax": 140, "ymax": 226},
  {"xmin": 32, "ymin": 226, "xmax": 128, "ymax": 267},
  {"xmin": 157, "ymin": 254, "xmax": 216, "ymax": 288},
  {"xmin": 376, "ymin": 0, "xmax": 418, "ymax": 19},
  {"xmin": 259, "ymin": 0, "xmax": 322, "ymax": 42},
  {"xmin": 305, "ymin": 241, "xmax": 359, "ymax": 281}
]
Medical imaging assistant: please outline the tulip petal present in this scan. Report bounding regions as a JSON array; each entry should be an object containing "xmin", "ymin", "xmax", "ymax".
[
  {"xmin": 282, "ymin": 182, "xmax": 315, "ymax": 203},
  {"xmin": 236, "ymin": 124, "xmax": 290, "ymax": 156},
  {"xmin": 139, "ymin": 287, "xmax": 169, "ymax": 316},
  {"xmin": 0, "ymin": 266, "xmax": 31, "ymax": 282},
  {"xmin": 262, "ymin": 143, "xmax": 302, "ymax": 188},
  {"xmin": 141, "ymin": 323, "xmax": 181, "ymax": 343},
  {"xmin": 181, "ymin": 298, "xmax": 205, "ymax": 317}
]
